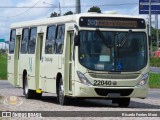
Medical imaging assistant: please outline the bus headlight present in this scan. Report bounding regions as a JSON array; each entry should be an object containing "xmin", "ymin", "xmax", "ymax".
[
  {"xmin": 137, "ymin": 73, "xmax": 149, "ymax": 87},
  {"xmin": 77, "ymin": 71, "xmax": 92, "ymax": 86}
]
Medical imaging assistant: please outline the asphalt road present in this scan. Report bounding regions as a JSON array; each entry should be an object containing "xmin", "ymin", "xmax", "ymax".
[
  {"xmin": 150, "ymin": 67, "xmax": 160, "ymax": 73},
  {"xmin": 0, "ymin": 80, "xmax": 160, "ymax": 119}
]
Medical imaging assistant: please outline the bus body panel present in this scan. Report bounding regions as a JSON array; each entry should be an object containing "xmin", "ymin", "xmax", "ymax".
[
  {"xmin": 27, "ymin": 55, "xmax": 36, "ymax": 90},
  {"xmin": 41, "ymin": 55, "xmax": 63, "ymax": 93},
  {"xmin": 8, "ymin": 54, "xmax": 14, "ymax": 85},
  {"xmin": 18, "ymin": 54, "xmax": 28, "ymax": 87}
]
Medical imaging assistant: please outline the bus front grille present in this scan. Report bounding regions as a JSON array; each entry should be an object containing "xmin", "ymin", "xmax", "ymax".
[
  {"xmin": 89, "ymin": 73, "xmax": 139, "ymax": 79},
  {"xmin": 95, "ymin": 88, "xmax": 134, "ymax": 96}
]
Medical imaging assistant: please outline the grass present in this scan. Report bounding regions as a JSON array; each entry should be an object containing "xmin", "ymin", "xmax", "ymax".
[
  {"xmin": 0, "ymin": 53, "xmax": 7, "ymax": 80},
  {"xmin": 149, "ymin": 73, "xmax": 160, "ymax": 88},
  {"xmin": 150, "ymin": 57, "xmax": 160, "ymax": 67}
]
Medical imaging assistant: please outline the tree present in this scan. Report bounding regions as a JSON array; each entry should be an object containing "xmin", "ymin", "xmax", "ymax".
[
  {"xmin": 88, "ymin": 6, "xmax": 101, "ymax": 13},
  {"xmin": 64, "ymin": 11, "xmax": 73, "ymax": 16},
  {"xmin": 50, "ymin": 12, "xmax": 60, "ymax": 17},
  {"xmin": 152, "ymin": 28, "xmax": 160, "ymax": 44}
]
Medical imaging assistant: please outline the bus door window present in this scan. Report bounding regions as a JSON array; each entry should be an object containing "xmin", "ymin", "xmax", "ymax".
[
  {"xmin": 21, "ymin": 28, "xmax": 29, "ymax": 54},
  {"xmin": 56, "ymin": 25, "xmax": 65, "ymax": 54},
  {"xmin": 9, "ymin": 29, "xmax": 16, "ymax": 54},
  {"xmin": 39, "ymin": 34, "xmax": 43, "ymax": 60},
  {"xmin": 28, "ymin": 27, "xmax": 37, "ymax": 54},
  {"xmin": 69, "ymin": 32, "xmax": 74, "ymax": 61},
  {"xmin": 17, "ymin": 35, "xmax": 21, "ymax": 59},
  {"xmin": 45, "ymin": 25, "xmax": 56, "ymax": 54}
]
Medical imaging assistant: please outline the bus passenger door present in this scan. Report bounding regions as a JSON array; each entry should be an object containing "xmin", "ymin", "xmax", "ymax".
[
  {"xmin": 64, "ymin": 31, "xmax": 74, "ymax": 95},
  {"xmin": 8, "ymin": 30, "xmax": 15, "ymax": 85},
  {"xmin": 8, "ymin": 30, "xmax": 20, "ymax": 86},
  {"xmin": 14, "ymin": 35, "xmax": 21, "ymax": 86},
  {"xmin": 35, "ymin": 33, "xmax": 43, "ymax": 90}
]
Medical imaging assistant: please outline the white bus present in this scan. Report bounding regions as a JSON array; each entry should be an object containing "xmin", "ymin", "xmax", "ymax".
[{"xmin": 8, "ymin": 13, "xmax": 149, "ymax": 107}]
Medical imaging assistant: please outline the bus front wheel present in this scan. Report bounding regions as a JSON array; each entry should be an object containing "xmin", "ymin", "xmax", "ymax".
[
  {"xmin": 57, "ymin": 78, "xmax": 68, "ymax": 105},
  {"xmin": 117, "ymin": 98, "xmax": 130, "ymax": 107}
]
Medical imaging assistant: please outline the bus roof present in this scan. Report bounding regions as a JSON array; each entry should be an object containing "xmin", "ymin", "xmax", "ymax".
[{"xmin": 10, "ymin": 13, "xmax": 145, "ymax": 29}]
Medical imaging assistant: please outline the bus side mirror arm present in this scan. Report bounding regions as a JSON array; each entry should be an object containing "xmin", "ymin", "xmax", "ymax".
[
  {"xmin": 74, "ymin": 24, "xmax": 79, "ymax": 46},
  {"xmin": 74, "ymin": 35, "xmax": 79, "ymax": 46},
  {"xmin": 148, "ymin": 35, "xmax": 151, "ymax": 46}
]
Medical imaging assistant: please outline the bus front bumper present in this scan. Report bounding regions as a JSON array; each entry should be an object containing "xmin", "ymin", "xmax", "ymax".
[{"xmin": 74, "ymin": 81, "xmax": 148, "ymax": 99}]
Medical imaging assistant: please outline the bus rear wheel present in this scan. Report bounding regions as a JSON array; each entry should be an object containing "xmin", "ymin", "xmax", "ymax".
[
  {"xmin": 57, "ymin": 78, "xmax": 68, "ymax": 105},
  {"xmin": 117, "ymin": 98, "xmax": 130, "ymax": 107},
  {"xmin": 24, "ymin": 75, "xmax": 34, "ymax": 99}
]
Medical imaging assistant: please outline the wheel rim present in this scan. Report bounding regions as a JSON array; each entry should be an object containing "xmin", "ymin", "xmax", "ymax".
[{"xmin": 24, "ymin": 76, "xmax": 28, "ymax": 94}]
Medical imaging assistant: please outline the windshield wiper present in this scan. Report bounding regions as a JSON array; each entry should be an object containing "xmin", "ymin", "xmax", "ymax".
[
  {"xmin": 96, "ymin": 28, "xmax": 112, "ymax": 48},
  {"xmin": 96, "ymin": 28, "xmax": 105, "ymax": 40},
  {"xmin": 118, "ymin": 30, "xmax": 132, "ymax": 47}
]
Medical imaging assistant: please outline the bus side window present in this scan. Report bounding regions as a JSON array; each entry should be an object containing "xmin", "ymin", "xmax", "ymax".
[
  {"xmin": 9, "ymin": 29, "xmax": 16, "ymax": 54},
  {"xmin": 28, "ymin": 27, "xmax": 37, "ymax": 54},
  {"xmin": 56, "ymin": 25, "xmax": 65, "ymax": 54},
  {"xmin": 21, "ymin": 28, "xmax": 29, "ymax": 54},
  {"xmin": 45, "ymin": 25, "xmax": 56, "ymax": 54}
]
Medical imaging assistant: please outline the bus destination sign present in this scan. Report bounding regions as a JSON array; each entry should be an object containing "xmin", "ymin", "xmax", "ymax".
[{"xmin": 79, "ymin": 17, "xmax": 146, "ymax": 29}]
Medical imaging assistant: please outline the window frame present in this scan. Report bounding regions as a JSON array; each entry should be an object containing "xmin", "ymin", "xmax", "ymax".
[
  {"xmin": 21, "ymin": 28, "xmax": 29, "ymax": 54},
  {"xmin": 55, "ymin": 24, "xmax": 65, "ymax": 54},
  {"xmin": 9, "ymin": 29, "xmax": 16, "ymax": 54},
  {"xmin": 45, "ymin": 25, "xmax": 56, "ymax": 54},
  {"xmin": 28, "ymin": 27, "xmax": 37, "ymax": 54}
]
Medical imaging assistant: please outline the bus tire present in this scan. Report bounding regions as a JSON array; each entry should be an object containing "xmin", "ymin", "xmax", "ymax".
[
  {"xmin": 57, "ymin": 78, "xmax": 68, "ymax": 105},
  {"xmin": 117, "ymin": 98, "xmax": 130, "ymax": 107},
  {"xmin": 35, "ymin": 93, "xmax": 42, "ymax": 99},
  {"xmin": 24, "ymin": 75, "xmax": 35, "ymax": 99}
]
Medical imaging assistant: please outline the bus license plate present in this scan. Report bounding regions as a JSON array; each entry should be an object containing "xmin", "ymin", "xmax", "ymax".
[{"xmin": 108, "ymin": 93, "xmax": 120, "ymax": 97}]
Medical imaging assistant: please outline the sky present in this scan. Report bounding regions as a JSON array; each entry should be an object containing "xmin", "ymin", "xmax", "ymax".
[{"xmin": 0, "ymin": 0, "xmax": 159, "ymax": 48}]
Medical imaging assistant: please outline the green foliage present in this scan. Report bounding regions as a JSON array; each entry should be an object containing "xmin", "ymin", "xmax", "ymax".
[
  {"xmin": 50, "ymin": 12, "xmax": 60, "ymax": 17},
  {"xmin": 150, "ymin": 57, "xmax": 160, "ymax": 67},
  {"xmin": 152, "ymin": 46, "xmax": 157, "ymax": 52},
  {"xmin": 152, "ymin": 28, "xmax": 160, "ymax": 41},
  {"xmin": 0, "ymin": 53, "xmax": 7, "ymax": 79},
  {"xmin": 88, "ymin": 6, "xmax": 101, "ymax": 13},
  {"xmin": 149, "ymin": 73, "xmax": 160, "ymax": 88},
  {"xmin": 64, "ymin": 11, "xmax": 73, "ymax": 16},
  {"xmin": 50, "ymin": 11, "xmax": 74, "ymax": 17}
]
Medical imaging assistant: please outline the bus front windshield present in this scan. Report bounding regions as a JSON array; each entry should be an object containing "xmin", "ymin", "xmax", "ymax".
[{"xmin": 79, "ymin": 31, "xmax": 147, "ymax": 72}]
